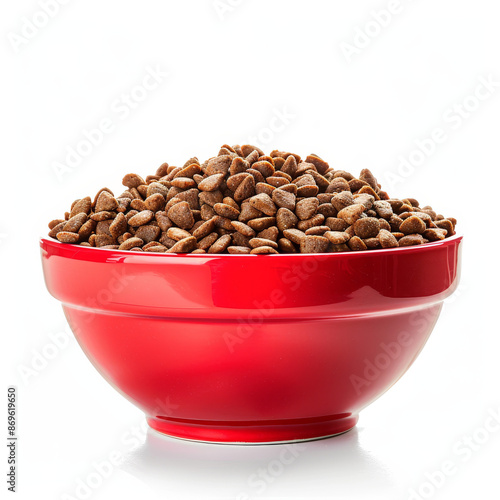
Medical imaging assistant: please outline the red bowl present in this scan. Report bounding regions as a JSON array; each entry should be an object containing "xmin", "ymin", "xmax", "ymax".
[{"xmin": 40, "ymin": 235, "xmax": 462, "ymax": 443}]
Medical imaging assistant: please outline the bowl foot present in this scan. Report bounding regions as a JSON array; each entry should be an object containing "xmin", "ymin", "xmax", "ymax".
[{"xmin": 146, "ymin": 414, "xmax": 359, "ymax": 444}]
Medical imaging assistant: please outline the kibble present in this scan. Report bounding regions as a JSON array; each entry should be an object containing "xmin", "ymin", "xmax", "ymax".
[{"xmin": 48, "ymin": 145, "xmax": 457, "ymax": 253}]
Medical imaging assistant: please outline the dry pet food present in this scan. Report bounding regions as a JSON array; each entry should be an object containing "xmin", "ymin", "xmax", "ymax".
[{"xmin": 48, "ymin": 145, "xmax": 457, "ymax": 254}]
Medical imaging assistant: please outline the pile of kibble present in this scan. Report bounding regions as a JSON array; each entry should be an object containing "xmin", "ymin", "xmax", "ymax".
[{"xmin": 48, "ymin": 145, "xmax": 456, "ymax": 254}]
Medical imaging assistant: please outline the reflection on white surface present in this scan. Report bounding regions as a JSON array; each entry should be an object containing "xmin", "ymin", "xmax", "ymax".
[{"xmin": 120, "ymin": 426, "xmax": 394, "ymax": 499}]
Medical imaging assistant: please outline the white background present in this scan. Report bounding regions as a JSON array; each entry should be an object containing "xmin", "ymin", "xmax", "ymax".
[{"xmin": 2, "ymin": 0, "xmax": 500, "ymax": 499}]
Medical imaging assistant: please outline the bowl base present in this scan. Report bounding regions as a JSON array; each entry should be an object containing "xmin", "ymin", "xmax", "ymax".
[{"xmin": 146, "ymin": 414, "xmax": 359, "ymax": 445}]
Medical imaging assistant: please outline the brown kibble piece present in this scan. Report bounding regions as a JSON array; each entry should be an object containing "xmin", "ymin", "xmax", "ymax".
[
  {"xmin": 434, "ymin": 219, "xmax": 455, "ymax": 236},
  {"xmin": 228, "ymin": 246, "xmax": 251, "ymax": 254},
  {"xmin": 325, "ymin": 231, "xmax": 350, "ymax": 244},
  {"xmin": 198, "ymin": 173, "xmax": 225, "ymax": 192},
  {"xmin": 423, "ymin": 228, "xmax": 447, "ymax": 241},
  {"xmin": 398, "ymin": 234, "xmax": 425, "ymax": 246},
  {"xmin": 252, "ymin": 161, "xmax": 275, "ymax": 178},
  {"xmin": 295, "ymin": 197, "xmax": 319, "ymax": 220},
  {"xmin": 95, "ymin": 234, "xmax": 115, "ymax": 247},
  {"xmin": 378, "ymin": 229, "xmax": 399, "ymax": 248},
  {"xmin": 348, "ymin": 236, "xmax": 367, "ymax": 251},
  {"xmin": 325, "ymin": 217, "xmax": 348, "ymax": 231},
  {"xmin": 48, "ymin": 219, "xmax": 65, "ymax": 230},
  {"xmin": 400, "ymin": 216, "xmax": 426, "ymax": 235},
  {"xmin": 297, "ymin": 214, "xmax": 325, "ymax": 231},
  {"xmin": 168, "ymin": 201, "xmax": 195, "ymax": 230},
  {"xmin": 198, "ymin": 232, "xmax": 219, "ymax": 250},
  {"xmin": 171, "ymin": 177, "xmax": 196, "ymax": 189},
  {"xmin": 175, "ymin": 163, "xmax": 201, "ymax": 179},
  {"xmin": 63, "ymin": 213, "xmax": 87, "ymax": 233},
  {"xmin": 109, "ymin": 213, "xmax": 127, "ymax": 239},
  {"xmin": 135, "ymin": 225, "xmax": 161, "ymax": 243},
  {"xmin": 231, "ymin": 221, "xmax": 256, "ymax": 238},
  {"xmin": 280, "ymin": 155, "xmax": 297, "ymax": 178},
  {"xmin": 305, "ymin": 154, "xmax": 329, "ymax": 175},
  {"xmin": 300, "ymin": 235, "xmax": 329, "ymax": 253},
  {"xmin": 331, "ymin": 191, "xmax": 354, "ymax": 212},
  {"xmin": 147, "ymin": 182, "xmax": 169, "ymax": 199},
  {"xmin": 230, "ymin": 157, "xmax": 250, "ymax": 176},
  {"xmin": 192, "ymin": 217, "xmax": 217, "ymax": 239},
  {"xmin": 208, "ymin": 234, "xmax": 232, "ymax": 253},
  {"xmin": 206, "ymin": 155, "xmax": 232, "ymax": 176},
  {"xmin": 78, "ymin": 219, "xmax": 96, "ymax": 240},
  {"xmin": 276, "ymin": 208, "xmax": 298, "ymax": 231},
  {"xmin": 70, "ymin": 197, "xmax": 92, "ymax": 217},
  {"xmin": 327, "ymin": 177, "xmax": 350, "ymax": 194},
  {"xmin": 305, "ymin": 226, "xmax": 330, "ymax": 235},
  {"xmin": 56, "ymin": 231, "xmax": 79, "ymax": 243},
  {"xmin": 359, "ymin": 169, "xmax": 379, "ymax": 191},
  {"xmin": 95, "ymin": 191, "xmax": 119, "ymax": 212},
  {"xmin": 337, "ymin": 204, "xmax": 365, "ymax": 225},
  {"xmin": 167, "ymin": 236, "xmax": 197, "ymax": 253},
  {"xmin": 283, "ymin": 229, "xmax": 306, "ymax": 245},
  {"xmin": 373, "ymin": 200, "xmax": 393, "ymax": 219},
  {"xmin": 272, "ymin": 189, "xmax": 296, "ymax": 210},
  {"xmin": 118, "ymin": 237, "xmax": 144, "ymax": 250},
  {"xmin": 130, "ymin": 199, "xmax": 147, "ymax": 212},
  {"xmin": 167, "ymin": 227, "xmax": 192, "ymax": 241},
  {"xmin": 96, "ymin": 220, "xmax": 113, "ymax": 236},
  {"xmin": 249, "ymin": 238, "xmax": 278, "ymax": 249},
  {"xmin": 239, "ymin": 201, "xmax": 262, "ymax": 222},
  {"xmin": 144, "ymin": 245, "xmax": 167, "ymax": 253},
  {"xmin": 122, "ymin": 173, "xmax": 146, "ymax": 189},
  {"xmin": 247, "ymin": 217, "xmax": 276, "ymax": 231},
  {"xmin": 257, "ymin": 226, "xmax": 279, "ymax": 241},
  {"xmin": 278, "ymin": 238, "xmax": 296, "ymax": 253},
  {"xmin": 234, "ymin": 175, "xmax": 256, "ymax": 202},
  {"xmin": 214, "ymin": 203, "xmax": 240, "ymax": 220},
  {"xmin": 145, "ymin": 193, "xmax": 166, "ymax": 212},
  {"xmin": 250, "ymin": 246, "xmax": 279, "ymax": 254},
  {"xmin": 353, "ymin": 217, "xmax": 381, "ymax": 239},
  {"xmin": 128, "ymin": 210, "xmax": 154, "ymax": 227},
  {"xmin": 249, "ymin": 193, "xmax": 277, "ymax": 216}
]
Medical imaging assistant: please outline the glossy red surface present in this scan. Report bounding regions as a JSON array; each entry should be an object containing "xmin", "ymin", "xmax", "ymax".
[{"xmin": 40, "ymin": 235, "xmax": 462, "ymax": 443}]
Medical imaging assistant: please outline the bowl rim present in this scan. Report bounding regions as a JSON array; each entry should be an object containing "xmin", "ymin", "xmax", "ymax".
[{"xmin": 40, "ymin": 233, "xmax": 463, "ymax": 260}]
